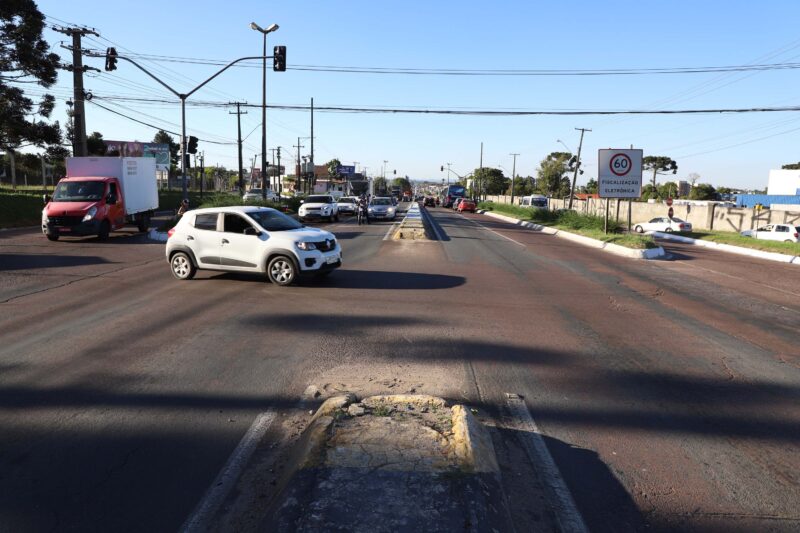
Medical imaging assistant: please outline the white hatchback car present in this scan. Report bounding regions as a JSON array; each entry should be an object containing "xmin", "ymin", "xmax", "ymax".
[
  {"xmin": 634, "ymin": 217, "xmax": 693, "ymax": 233},
  {"xmin": 166, "ymin": 206, "xmax": 341, "ymax": 285},
  {"xmin": 741, "ymin": 224, "xmax": 800, "ymax": 243}
]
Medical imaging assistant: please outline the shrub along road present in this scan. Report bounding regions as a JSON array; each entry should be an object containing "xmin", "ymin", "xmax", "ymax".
[{"xmin": 0, "ymin": 208, "xmax": 798, "ymax": 531}]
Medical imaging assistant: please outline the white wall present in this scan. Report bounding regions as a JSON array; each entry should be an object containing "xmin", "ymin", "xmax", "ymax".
[{"xmin": 767, "ymin": 169, "xmax": 800, "ymax": 195}]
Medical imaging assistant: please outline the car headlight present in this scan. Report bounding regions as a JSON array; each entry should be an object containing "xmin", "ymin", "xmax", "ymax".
[
  {"xmin": 82, "ymin": 206, "xmax": 97, "ymax": 222},
  {"xmin": 387, "ymin": 207, "xmax": 395, "ymax": 213},
  {"xmin": 296, "ymin": 241, "xmax": 317, "ymax": 251}
]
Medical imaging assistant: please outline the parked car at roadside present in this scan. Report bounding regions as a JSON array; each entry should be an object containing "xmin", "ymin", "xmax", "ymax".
[
  {"xmin": 298, "ymin": 195, "xmax": 339, "ymax": 222},
  {"xmin": 423, "ymin": 196, "xmax": 436, "ymax": 207},
  {"xmin": 634, "ymin": 217, "xmax": 693, "ymax": 233},
  {"xmin": 368, "ymin": 197, "xmax": 397, "ymax": 221},
  {"xmin": 336, "ymin": 196, "xmax": 358, "ymax": 215},
  {"xmin": 457, "ymin": 198, "xmax": 477, "ymax": 213},
  {"xmin": 166, "ymin": 206, "xmax": 341, "ymax": 285},
  {"xmin": 741, "ymin": 224, "xmax": 800, "ymax": 243}
]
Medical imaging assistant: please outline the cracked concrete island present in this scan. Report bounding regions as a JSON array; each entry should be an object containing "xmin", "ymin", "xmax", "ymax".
[{"xmin": 215, "ymin": 394, "xmax": 519, "ymax": 532}]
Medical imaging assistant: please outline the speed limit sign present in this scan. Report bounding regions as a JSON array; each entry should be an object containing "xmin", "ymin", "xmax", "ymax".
[{"xmin": 598, "ymin": 149, "xmax": 643, "ymax": 198}]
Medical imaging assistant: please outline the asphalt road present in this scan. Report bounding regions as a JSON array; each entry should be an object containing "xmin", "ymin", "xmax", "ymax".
[{"xmin": 0, "ymin": 205, "xmax": 798, "ymax": 532}]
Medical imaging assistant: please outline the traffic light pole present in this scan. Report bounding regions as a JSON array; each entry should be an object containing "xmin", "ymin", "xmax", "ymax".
[{"xmin": 97, "ymin": 52, "xmax": 273, "ymax": 201}]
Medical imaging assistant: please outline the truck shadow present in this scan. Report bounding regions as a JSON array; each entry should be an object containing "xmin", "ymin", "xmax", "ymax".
[{"xmin": 0, "ymin": 254, "xmax": 114, "ymax": 271}]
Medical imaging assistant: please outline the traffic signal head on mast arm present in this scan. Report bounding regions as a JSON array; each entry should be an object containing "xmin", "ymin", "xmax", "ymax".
[
  {"xmin": 104, "ymin": 47, "xmax": 117, "ymax": 71},
  {"xmin": 273, "ymin": 46, "xmax": 286, "ymax": 72},
  {"xmin": 187, "ymin": 136, "xmax": 198, "ymax": 154}
]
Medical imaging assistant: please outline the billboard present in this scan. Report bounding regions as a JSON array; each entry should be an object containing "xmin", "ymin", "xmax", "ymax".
[{"xmin": 105, "ymin": 141, "xmax": 171, "ymax": 171}]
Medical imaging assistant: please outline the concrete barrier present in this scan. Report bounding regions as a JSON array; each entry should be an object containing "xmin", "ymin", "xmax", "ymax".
[{"xmin": 653, "ymin": 232, "xmax": 800, "ymax": 265}]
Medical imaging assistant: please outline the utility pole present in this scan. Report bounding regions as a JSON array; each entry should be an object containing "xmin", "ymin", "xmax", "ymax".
[
  {"xmin": 510, "ymin": 153, "xmax": 519, "ymax": 204},
  {"xmin": 229, "ymin": 102, "xmax": 248, "ymax": 195},
  {"xmin": 310, "ymin": 97, "xmax": 314, "ymax": 194},
  {"xmin": 53, "ymin": 26, "xmax": 99, "ymax": 156},
  {"xmin": 199, "ymin": 151, "xmax": 205, "ymax": 199},
  {"xmin": 276, "ymin": 147, "xmax": 282, "ymax": 195},
  {"xmin": 479, "ymin": 142, "xmax": 484, "ymax": 200},
  {"xmin": 294, "ymin": 138, "xmax": 305, "ymax": 193},
  {"xmin": 270, "ymin": 148, "xmax": 277, "ymax": 167},
  {"xmin": 568, "ymin": 128, "xmax": 591, "ymax": 210}
]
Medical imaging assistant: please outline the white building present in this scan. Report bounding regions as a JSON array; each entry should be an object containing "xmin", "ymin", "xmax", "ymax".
[{"xmin": 767, "ymin": 169, "xmax": 800, "ymax": 195}]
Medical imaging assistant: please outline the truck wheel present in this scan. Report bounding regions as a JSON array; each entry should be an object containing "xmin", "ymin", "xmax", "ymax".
[
  {"xmin": 98, "ymin": 220, "xmax": 110, "ymax": 241},
  {"xmin": 46, "ymin": 232, "xmax": 59, "ymax": 241},
  {"xmin": 137, "ymin": 214, "xmax": 150, "ymax": 233},
  {"xmin": 333, "ymin": 213, "xmax": 339, "ymax": 222},
  {"xmin": 267, "ymin": 255, "xmax": 296, "ymax": 286},
  {"xmin": 170, "ymin": 252, "xmax": 196, "ymax": 280}
]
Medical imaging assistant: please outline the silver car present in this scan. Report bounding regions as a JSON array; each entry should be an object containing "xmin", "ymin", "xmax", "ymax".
[
  {"xmin": 243, "ymin": 188, "xmax": 277, "ymax": 202},
  {"xmin": 368, "ymin": 197, "xmax": 397, "ymax": 221}
]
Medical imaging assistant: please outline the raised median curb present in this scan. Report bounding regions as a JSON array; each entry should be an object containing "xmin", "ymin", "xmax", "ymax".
[
  {"xmin": 259, "ymin": 393, "xmax": 511, "ymax": 531},
  {"xmin": 652, "ymin": 231, "xmax": 800, "ymax": 266},
  {"xmin": 479, "ymin": 209, "xmax": 666, "ymax": 260},
  {"xmin": 392, "ymin": 202, "xmax": 430, "ymax": 240}
]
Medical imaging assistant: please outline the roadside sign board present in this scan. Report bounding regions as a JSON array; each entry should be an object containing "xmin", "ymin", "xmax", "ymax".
[
  {"xmin": 598, "ymin": 149, "xmax": 643, "ymax": 198},
  {"xmin": 337, "ymin": 165, "xmax": 355, "ymax": 176}
]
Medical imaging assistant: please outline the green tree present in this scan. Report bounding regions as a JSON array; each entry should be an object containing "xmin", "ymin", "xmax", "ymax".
[
  {"xmin": 325, "ymin": 158, "xmax": 342, "ymax": 178},
  {"xmin": 373, "ymin": 176, "xmax": 387, "ymax": 194},
  {"xmin": 642, "ymin": 156, "xmax": 678, "ymax": 195},
  {"xmin": 641, "ymin": 183, "xmax": 658, "ymax": 200},
  {"xmin": 781, "ymin": 162, "xmax": 800, "ymax": 170},
  {"xmin": 584, "ymin": 178, "xmax": 598, "ymax": 194},
  {"xmin": 1, "ymin": 0, "xmax": 64, "ymax": 186},
  {"xmin": 392, "ymin": 176, "xmax": 412, "ymax": 193},
  {"xmin": 473, "ymin": 167, "xmax": 508, "ymax": 195},
  {"xmin": 86, "ymin": 131, "xmax": 107, "ymax": 156},
  {"xmin": 689, "ymin": 183, "xmax": 716, "ymax": 200},
  {"xmin": 536, "ymin": 152, "xmax": 572, "ymax": 198},
  {"xmin": 658, "ymin": 181, "xmax": 678, "ymax": 199}
]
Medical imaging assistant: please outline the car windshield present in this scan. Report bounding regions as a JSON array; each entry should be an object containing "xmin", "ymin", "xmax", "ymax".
[
  {"xmin": 306, "ymin": 196, "xmax": 332, "ymax": 203},
  {"xmin": 247, "ymin": 209, "xmax": 303, "ymax": 231},
  {"xmin": 371, "ymin": 198, "xmax": 392, "ymax": 206},
  {"xmin": 671, "ymin": 217, "xmax": 685, "ymax": 222},
  {"xmin": 246, "ymin": 189, "xmax": 262, "ymax": 195},
  {"xmin": 52, "ymin": 181, "xmax": 105, "ymax": 202},
  {"xmin": 339, "ymin": 197, "xmax": 355, "ymax": 204}
]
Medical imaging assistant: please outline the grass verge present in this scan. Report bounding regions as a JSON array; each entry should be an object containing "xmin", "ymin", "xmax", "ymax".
[
  {"xmin": 0, "ymin": 193, "xmax": 43, "ymax": 228},
  {"xmin": 477, "ymin": 201, "xmax": 658, "ymax": 250},
  {"xmin": 684, "ymin": 230, "xmax": 800, "ymax": 255}
]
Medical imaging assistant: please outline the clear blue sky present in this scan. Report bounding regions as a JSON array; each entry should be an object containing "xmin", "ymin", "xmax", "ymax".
[{"xmin": 36, "ymin": 0, "xmax": 800, "ymax": 189}]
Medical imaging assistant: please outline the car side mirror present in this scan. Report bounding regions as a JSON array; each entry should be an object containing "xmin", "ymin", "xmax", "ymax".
[
  {"xmin": 243, "ymin": 227, "xmax": 261, "ymax": 236},
  {"xmin": 42, "ymin": 194, "xmax": 50, "ymax": 205}
]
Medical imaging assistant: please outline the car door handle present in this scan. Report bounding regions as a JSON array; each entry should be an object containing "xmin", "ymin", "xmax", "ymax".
[
  {"xmin": 187, "ymin": 235, "xmax": 194, "ymax": 241},
  {"xmin": 221, "ymin": 238, "xmax": 229, "ymax": 244}
]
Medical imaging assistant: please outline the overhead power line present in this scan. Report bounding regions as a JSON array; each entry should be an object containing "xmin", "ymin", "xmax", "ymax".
[{"xmin": 77, "ymin": 49, "xmax": 800, "ymax": 76}]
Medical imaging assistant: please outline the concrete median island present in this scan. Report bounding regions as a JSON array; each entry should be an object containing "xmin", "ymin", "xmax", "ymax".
[{"xmin": 259, "ymin": 394, "xmax": 512, "ymax": 531}]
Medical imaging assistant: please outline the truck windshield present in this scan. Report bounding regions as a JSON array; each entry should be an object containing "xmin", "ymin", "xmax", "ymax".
[
  {"xmin": 247, "ymin": 209, "xmax": 303, "ymax": 231},
  {"xmin": 52, "ymin": 181, "xmax": 106, "ymax": 201}
]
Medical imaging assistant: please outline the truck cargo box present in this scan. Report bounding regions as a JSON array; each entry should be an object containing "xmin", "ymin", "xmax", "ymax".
[{"xmin": 66, "ymin": 157, "xmax": 158, "ymax": 215}]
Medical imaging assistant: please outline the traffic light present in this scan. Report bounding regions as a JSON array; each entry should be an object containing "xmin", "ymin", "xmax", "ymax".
[
  {"xmin": 393, "ymin": 169, "xmax": 396, "ymax": 175},
  {"xmin": 273, "ymin": 45, "xmax": 286, "ymax": 72},
  {"xmin": 440, "ymin": 165, "xmax": 444, "ymax": 172},
  {"xmin": 105, "ymin": 47, "xmax": 117, "ymax": 71},
  {"xmin": 187, "ymin": 136, "xmax": 198, "ymax": 154}
]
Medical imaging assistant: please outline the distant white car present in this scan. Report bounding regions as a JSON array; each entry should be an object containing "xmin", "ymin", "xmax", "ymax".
[
  {"xmin": 243, "ymin": 188, "xmax": 277, "ymax": 202},
  {"xmin": 741, "ymin": 224, "xmax": 800, "ymax": 243},
  {"xmin": 299, "ymin": 195, "xmax": 339, "ymax": 222},
  {"xmin": 634, "ymin": 217, "xmax": 693, "ymax": 233},
  {"xmin": 336, "ymin": 196, "xmax": 358, "ymax": 215}
]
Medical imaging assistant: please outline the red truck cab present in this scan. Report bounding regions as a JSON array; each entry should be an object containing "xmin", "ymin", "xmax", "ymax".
[{"xmin": 42, "ymin": 177, "xmax": 133, "ymax": 241}]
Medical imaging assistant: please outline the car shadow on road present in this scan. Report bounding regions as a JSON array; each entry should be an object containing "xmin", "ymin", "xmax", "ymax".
[
  {"xmin": 0, "ymin": 253, "xmax": 114, "ymax": 271},
  {"xmin": 316, "ymin": 269, "xmax": 465, "ymax": 290}
]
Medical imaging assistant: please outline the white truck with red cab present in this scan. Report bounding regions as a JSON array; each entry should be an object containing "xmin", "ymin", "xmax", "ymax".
[{"xmin": 42, "ymin": 157, "xmax": 158, "ymax": 241}]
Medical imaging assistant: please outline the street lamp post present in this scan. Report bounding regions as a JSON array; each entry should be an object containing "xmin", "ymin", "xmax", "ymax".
[
  {"xmin": 509, "ymin": 153, "xmax": 519, "ymax": 204},
  {"xmin": 250, "ymin": 22, "xmax": 279, "ymax": 201}
]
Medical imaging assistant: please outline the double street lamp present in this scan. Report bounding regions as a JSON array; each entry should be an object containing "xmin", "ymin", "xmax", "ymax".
[{"xmin": 250, "ymin": 22, "xmax": 279, "ymax": 201}]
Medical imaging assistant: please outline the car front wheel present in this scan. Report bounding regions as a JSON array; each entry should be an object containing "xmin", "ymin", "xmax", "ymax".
[
  {"xmin": 170, "ymin": 252, "xmax": 196, "ymax": 280},
  {"xmin": 267, "ymin": 256, "xmax": 296, "ymax": 286},
  {"xmin": 634, "ymin": 225, "xmax": 644, "ymax": 233}
]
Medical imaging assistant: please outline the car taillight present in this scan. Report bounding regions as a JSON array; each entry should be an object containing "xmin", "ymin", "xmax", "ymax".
[
  {"xmin": 679, "ymin": 224, "xmax": 686, "ymax": 230},
  {"xmin": 167, "ymin": 228, "xmax": 176, "ymax": 238},
  {"xmin": 794, "ymin": 232, "xmax": 799, "ymax": 238}
]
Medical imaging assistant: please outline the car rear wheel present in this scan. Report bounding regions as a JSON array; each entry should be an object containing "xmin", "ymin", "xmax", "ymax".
[
  {"xmin": 170, "ymin": 252, "xmax": 196, "ymax": 280},
  {"xmin": 664, "ymin": 228, "xmax": 674, "ymax": 233},
  {"xmin": 267, "ymin": 256, "xmax": 296, "ymax": 286},
  {"xmin": 634, "ymin": 225, "xmax": 644, "ymax": 233},
  {"xmin": 785, "ymin": 240, "xmax": 794, "ymax": 243}
]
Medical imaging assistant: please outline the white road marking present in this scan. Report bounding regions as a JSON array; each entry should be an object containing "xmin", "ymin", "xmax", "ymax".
[
  {"xmin": 383, "ymin": 223, "xmax": 398, "ymax": 241},
  {"xmin": 458, "ymin": 213, "xmax": 527, "ymax": 247},
  {"xmin": 180, "ymin": 411, "xmax": 276, "ymax": 533},
  {"xmin": 506, "ymin": 396, "xmax": 589, "ymax": 533}
]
